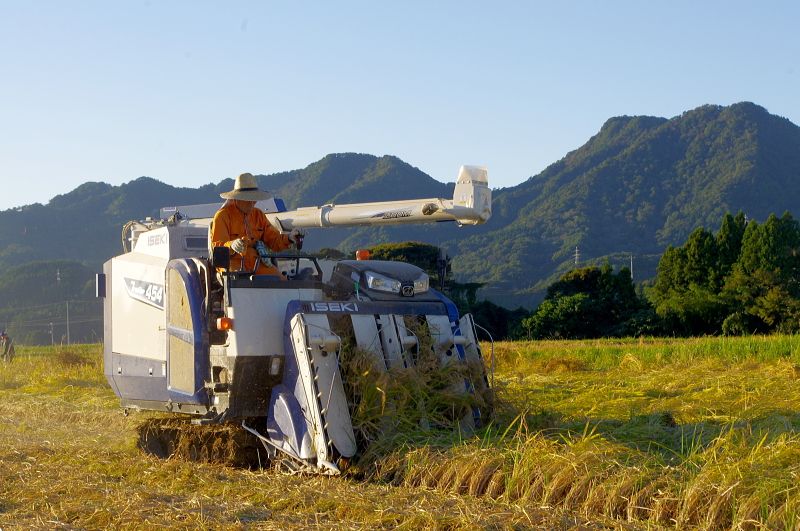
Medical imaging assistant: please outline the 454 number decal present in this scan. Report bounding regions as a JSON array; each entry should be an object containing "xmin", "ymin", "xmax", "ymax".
[{"xmin": 123, "ymin": 277, "xmax": 164, "ymax": 309}]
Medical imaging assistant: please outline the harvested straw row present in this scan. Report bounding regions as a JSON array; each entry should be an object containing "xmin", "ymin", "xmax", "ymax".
[{"xmin": 372, "ymin": 427, "xmax": 800, "ymax": 530}]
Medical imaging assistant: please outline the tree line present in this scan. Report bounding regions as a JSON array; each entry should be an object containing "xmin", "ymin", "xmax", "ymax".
[
  {"xmin": 0, "ymin": 260, "xmax": 103, "ymax": 345},
  {"xmin": 7, "ymin": 212, "xmax": 796, "ymax": 347},
  {"xmin": 520, "ymin": 210, "xmax": 800, "ymax": 339}
]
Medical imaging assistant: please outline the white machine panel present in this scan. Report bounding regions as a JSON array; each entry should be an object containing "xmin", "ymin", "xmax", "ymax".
[
  {"xmin": 131, "ymin": 226, "xmax": 211, "ymax": 261},
  {"xmin": 426, "ymin": 315, "xmax": 457, "ymax": 366},
  {"xmin": 110, "ymin": 253, "xmax": 169, "ymax": 361},
  {"xmin": 350, "ymin": 314, "xmax": 386, "ymax": 372},
  {"xmin": 289, "ymin": 313, "xmax": 357, "ymax": 463},
  {"xmin": 377, "ymin": 315, "xmax": 406, "ymax": 369},
  {"xmin": 227, "ymin": 287, "xmax": 320, "ymax": 357},
  {"xmin": 392, "ymin": 315, "xmax": 418, "ymax": 365}
]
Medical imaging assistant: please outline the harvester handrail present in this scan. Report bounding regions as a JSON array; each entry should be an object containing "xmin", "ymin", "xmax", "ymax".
[
  {"xmin": 223, "ymin": 254, "xmax": 324, "ymax": 282},
  {"xmin": 194, "ymin": 258, "xmax": 213, "ymax": 327}
]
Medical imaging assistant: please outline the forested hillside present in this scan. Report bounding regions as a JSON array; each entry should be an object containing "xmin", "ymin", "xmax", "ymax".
[
  {"xmin": 0, "ymin": 155, "xmax": 455, "ymax": 275},
  {"xmin": 0, "ymin": 260, "xmax": 101, "ymax": 345},
  {"xmin": 265, "ymin": 153, "xmax": 452, "ymax": 209},
  {"xmin": 1, "ymin": 102, "xmax": 799, "ymax": 310},
  {"xmin": 451, "ymin": 102, "xmax": 800, "ymax": 307},
  {"xmin": 0, "ymin": 179, "xmax": 230, "ymax": 273}
]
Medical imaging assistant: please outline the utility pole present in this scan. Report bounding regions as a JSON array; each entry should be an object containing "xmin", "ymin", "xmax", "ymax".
[
  {"xmin": 57, "ymin": 269, "xmax": 69, "ymax": 344},
  {"xmin": 437, "ymin": 248, "xmax": 450, "ymax": 293},
  {"xmin": 630, "ymin": 254, "xmax": 634, "ymax": 281}
]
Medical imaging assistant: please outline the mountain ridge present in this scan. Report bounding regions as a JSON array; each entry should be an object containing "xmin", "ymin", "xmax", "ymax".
[
  {"xmin": 449, "ymin": 101, "xmax": 800, "ymax": 306},
  {"xmin": 2, "ymin": 102, "xmax": 798, "ymax": 309}
]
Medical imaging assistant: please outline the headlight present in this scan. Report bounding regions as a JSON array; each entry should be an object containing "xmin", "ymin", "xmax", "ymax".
[
  {"xmin": 365, "ymin": 271, "xmax": 402, "ymax": 293},
  {"xmin": 414, "ymin": 273, "xmax": 429, "ymax": 293},
  {"xmin": 364, "ymin": 271, "xmax": 430, "ymax": 296}
]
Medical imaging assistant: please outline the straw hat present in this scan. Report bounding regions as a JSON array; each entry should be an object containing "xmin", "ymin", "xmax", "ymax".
[{"xmin": 220, "ymin": 173, "xmax": 273, "ymax": 200}]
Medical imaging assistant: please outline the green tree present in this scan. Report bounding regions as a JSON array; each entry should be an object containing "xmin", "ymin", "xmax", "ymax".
[
  {"xmin": 368, "ymin": 242, "xmax": 440, "ymax": 275},
  {"xmin": 736, "ymin": 219, "xmax": 762, "ymax": 276},
  {"xmin": 652, "ymin": 210, "xmax": 800, "ymax": 336},
  {"xmin": 461, "ymin": 300, "xmax": 531, "ymax": 341},
  {"xmin": 546, "ymin": 267, "xmax": 602, "ymax": 299},
  {"xmin": 650, "ymin": 226, "xmax": 731, "ymax": 335},
  {"xmin": 652, "ymin": 227, "xmax": 718, "ymax": 299},
  {"xmin": 522, "ymin": 293, "xmax": 597, "ymax": 339},
  {"xmin": 522, "ymin": 264, "xmax": 649, "ymax": 339},
  {"xmin": 733, "ymin": 214, "xmax": 800, "ymax": 276},
  {"xmin": 714, "ymin": 211, "xmax": 746, "ymax": 285},
  {"xmin": 651, "ymin": 245, "xmax": 687, "ymax": 303},
  {"xmin": 682, "ymin": 227, "xmax": 718, "ymax": 288},
  {"xmin": 720, "ymin": 214, "xmax": 800, "ymax": 333},
  {"xmin": 654, "ymin": 285, "xmax": 729, "ymax": 336},
  {"xmin": 312, "ymin": 247, "xmax": 349, "ymax": 260}
]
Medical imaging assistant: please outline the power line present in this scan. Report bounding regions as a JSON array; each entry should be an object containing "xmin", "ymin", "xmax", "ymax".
[
  {"xmin": 0, "ymin": 299, "xmax": 102, "ymax": 312},
  {"xmin": 10, "ymin": 316, "xmax": 102, "ymax": 328}
]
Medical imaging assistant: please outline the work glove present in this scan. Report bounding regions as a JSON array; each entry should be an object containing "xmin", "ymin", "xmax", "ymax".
[
  {"xmin": 289, "ymin": 228, "xmax": 307, "ymax": 243},
  {"xmin": 230, "ymin": 238, "xmax": 247, "ymax": 254}
]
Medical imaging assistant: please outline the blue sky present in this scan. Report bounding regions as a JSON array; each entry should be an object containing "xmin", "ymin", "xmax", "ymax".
[{"xmin": 1, "ymin": 1, "xmax": 798, "ymax": 211}]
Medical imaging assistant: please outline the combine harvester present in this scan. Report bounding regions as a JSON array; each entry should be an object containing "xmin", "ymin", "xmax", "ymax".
[{"xmin": 98, "ymin": 166, "xmax": 492, "ymax": 473}]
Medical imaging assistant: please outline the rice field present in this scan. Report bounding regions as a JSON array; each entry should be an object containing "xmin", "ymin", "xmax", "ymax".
[{"xmin": 2, "ymin": 336, "xmax": 800, "ymax": 529}]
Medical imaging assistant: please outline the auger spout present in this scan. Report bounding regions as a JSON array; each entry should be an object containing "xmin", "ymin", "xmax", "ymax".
[{"xmin": 265, "ymin": 165, "xmax": 491, "ymax": 231}]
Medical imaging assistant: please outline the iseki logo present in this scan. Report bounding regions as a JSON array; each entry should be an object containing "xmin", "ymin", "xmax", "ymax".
[
  {"xmin": 303, "ymin": 302, "xmax": 359, "ymax": 312},
  {"xmin": 148, "ymin": 234, "xmax": 168, "ymax": 246}
]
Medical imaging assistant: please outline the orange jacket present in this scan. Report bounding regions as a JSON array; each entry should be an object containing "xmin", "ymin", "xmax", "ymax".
[{"xmin": 211, "ymin": 202, "xmax": 292, "ymax": 275}]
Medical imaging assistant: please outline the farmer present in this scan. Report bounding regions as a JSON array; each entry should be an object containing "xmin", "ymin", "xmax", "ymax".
[
  {"xmin": 211, "ymin": 173, "xmax": 306, "ymax": 275},
  {"xmin": 1, "ymin": 331, "xmax": 14, "ymax": 362}
]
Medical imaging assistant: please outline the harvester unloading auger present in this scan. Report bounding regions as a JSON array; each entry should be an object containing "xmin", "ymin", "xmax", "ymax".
[{"xmin": 98, "ymin": 166, "xmax": 493, "ymax": 474}]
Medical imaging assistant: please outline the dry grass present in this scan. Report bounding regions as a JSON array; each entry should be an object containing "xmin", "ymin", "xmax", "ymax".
[
  {"xmin": 0, "ymin": 344, "xmax": 627, "ymax": 530},
  {"xmin": 5, "ymin": 336, "xmax": 800, "ymax": 530},
  {"xmin": 373, "ymin": 335, "xmax": 800, "ymax": 530},
  {"xmin": 333, "ymin": 314, "xmax": 498, "ymax": 472}
]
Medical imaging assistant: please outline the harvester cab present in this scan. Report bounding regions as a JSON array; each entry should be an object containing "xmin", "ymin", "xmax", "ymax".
[{"xmin": 98, "ymin": 165, "xmax": 492, "ymax": 473}]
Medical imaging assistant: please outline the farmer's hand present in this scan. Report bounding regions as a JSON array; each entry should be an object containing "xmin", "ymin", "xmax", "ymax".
[
  {"xmin": 230, "ymin": 238, "xmax": 247, "ymax": 254},
  {"xmin": 289, "ymin": 228, "xmax": 307, "ymax": 243}
]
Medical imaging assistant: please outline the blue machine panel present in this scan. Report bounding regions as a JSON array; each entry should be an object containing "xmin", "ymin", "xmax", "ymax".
[
  {"xmin": 165, "ymin": 259, "xmax": 210, "ymax": 406},
  {"xmin": 109, "ymin": 352, "xmax": 169, "ymax": 402}
]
